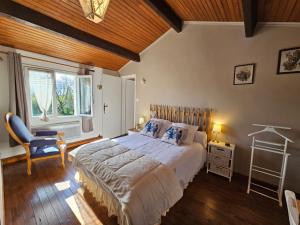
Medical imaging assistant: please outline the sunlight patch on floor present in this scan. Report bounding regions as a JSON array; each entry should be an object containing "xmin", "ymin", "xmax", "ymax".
[
  {"xmin": 55, "ymin": 180, "xmax": 71, "ymax": 191},
  {"xmin": 75, "ymin": 171, "xmax": 80, "ymax": 182},
  {"xmin": 66, "ymin": 193, "xmax": 103, "ymax": 225}
]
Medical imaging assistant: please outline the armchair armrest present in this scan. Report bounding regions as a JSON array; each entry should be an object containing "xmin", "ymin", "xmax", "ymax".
[
  {"xmin": 30, "ymin": 138, "xmax": 57, "ymax": 148},
  {"xmin": 35, "ymin": 130, "xmax": 58, "ymax": 137},
  {"xmin": 22, "ymin": 143, "xmax": 31, "ymax": 157}
]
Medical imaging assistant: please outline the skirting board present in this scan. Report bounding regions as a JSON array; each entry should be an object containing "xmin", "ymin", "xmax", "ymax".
[{"xmin": 2, "ymin": 135, "xmax": 102, "ymax": 165}]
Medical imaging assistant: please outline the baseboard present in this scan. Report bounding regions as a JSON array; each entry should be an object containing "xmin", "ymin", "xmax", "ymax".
[
  {"xmin": 67, "ymin": 135, "xmax": 102, "ymax": 150},
  {"xmin": 3, "ymin": 135, "xmax": 102, "ymax": 165},
  {"xmin": 3, "ymin": 154, "xmax": 27, "ymax": 165}
]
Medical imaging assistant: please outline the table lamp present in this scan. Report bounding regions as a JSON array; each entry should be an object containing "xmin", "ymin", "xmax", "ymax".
[
  {"xmin": 138, "ymin": 117, "xmax": 145, "ymax": 129},
  {"xmin": 212, "ymin": 123, "xmax": 222, "ymax": 142}
]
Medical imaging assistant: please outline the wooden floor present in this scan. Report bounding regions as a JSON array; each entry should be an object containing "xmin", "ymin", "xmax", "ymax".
[{"xmin": 3, "ymin": 158, "xmax": 289, "ymax": 225}]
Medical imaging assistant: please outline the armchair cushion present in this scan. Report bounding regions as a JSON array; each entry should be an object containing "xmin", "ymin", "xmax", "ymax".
[
  {"xmin": 30, "ymin": 145, "xmax": 60, "ymax": 159},
  {"xmin": 35, "ymin": 130, "xmax": 58, "ymax": 137},
  {"xmin": 9, "ymin": 115, "xmax": 33, "ymax": 143}
]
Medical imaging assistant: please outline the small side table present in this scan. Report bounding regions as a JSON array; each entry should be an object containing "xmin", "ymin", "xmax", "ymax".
[
  {"xmin": 207, "ymin": 141, "xmax": 236, "ymax": 182},
  {"xmin": 127, "ymin": 128, "xmax": 141, "ymax": 135}
]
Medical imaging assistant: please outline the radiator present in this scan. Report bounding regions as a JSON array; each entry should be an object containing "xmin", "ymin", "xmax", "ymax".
[{"xmin": 31, "ymin": 121, "xmax": 81, "ymax": 140}]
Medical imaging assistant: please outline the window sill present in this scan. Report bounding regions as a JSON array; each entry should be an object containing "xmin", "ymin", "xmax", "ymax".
[{"xmin": 30, "ymin": 116, "xmax": 81, "ymax": 128}]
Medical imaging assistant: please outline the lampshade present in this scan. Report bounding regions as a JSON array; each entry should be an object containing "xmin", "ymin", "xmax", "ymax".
[
  {"xmin": 138, "ymin": 117, "xmax": 145, "ymax": 125},
  {"xmin": 79, "ymin": 0, "xmax": 110, "ymax": 23},
  {"xmin": 213, "ymin": 123, "xmax": 222, "ymax": 133}
]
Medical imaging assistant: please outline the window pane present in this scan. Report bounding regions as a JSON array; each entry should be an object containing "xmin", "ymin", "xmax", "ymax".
[
  {"xmin": 79, "ymin": 76, "xmax": 92, "ymax": 116},
  {"xmin": 55, "ymin": 73, "xmax": 76, "ymax": 116},
  {"xmin": 29, "ymin": 70, "xmax": 53, "ymax": 116}
]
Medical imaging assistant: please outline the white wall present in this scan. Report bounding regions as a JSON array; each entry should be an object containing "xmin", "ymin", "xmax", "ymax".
[
  {"xmin": 0, "ymin": 45, "xmax": 104, "ymax": 158},
  {"xmin": 120, "ymin": 23, "xmax": 300, "ymax": 192}
]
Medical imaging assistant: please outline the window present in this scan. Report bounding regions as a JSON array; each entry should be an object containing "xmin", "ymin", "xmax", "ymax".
[
  {"xmin": 27, "ymin": 68, "xmax": 92, "ymax": 122},
  {"xmin": 55, "ymin": 73, "xmax": 76, "ymax": 116},
  {"xmin": 29, "ymin": 70, "xmax": 53, "ymax": 117},
  {"xmin": 78, "ymin": 76, "xmax": 93, "ymax": 116}
]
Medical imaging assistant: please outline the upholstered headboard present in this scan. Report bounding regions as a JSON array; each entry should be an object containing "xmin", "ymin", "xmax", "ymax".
[{"xmin": 150, "ymin": 104, "xmax": 214, "ymax": 139}]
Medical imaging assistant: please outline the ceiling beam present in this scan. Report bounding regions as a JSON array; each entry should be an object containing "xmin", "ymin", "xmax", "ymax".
[
  {"xmin": 242, "ymin": 0, "xmax": 257, "ymax": 37},
  {"xmin": 0, "ymin": 0, "xmax": 140, "ymax": 62},
  {"xmin": 144, "ymin": 0, "xmax": 182, "ymax": 33}
]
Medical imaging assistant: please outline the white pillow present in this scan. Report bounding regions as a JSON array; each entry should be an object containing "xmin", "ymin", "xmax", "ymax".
[
  {"xmin": 172, "ymin": 123, "xmax": 198, "ymax": 145},
  {"xmin": 151, "ymin": 118, "xmax": 172, "ymax": 138},
  {"xmin": 194, "ymin": 131, "xmax": 207, "ymax": 148},
  {"xmin": 140, "ymin": 120, "xmax": 162, "ymax": 138},
  {"xmin": 161, "ymin": 126, "xmax": 188, "ymax": 145}
]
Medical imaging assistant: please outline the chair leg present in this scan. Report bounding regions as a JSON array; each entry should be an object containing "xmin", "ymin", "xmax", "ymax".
[
  {"xmin": 61, "ymin": 151, "xmax": 65, "ymax": 168},
  {"xmin": 27, "ymin": 159, "xmax": 32, "ymax": 175}
]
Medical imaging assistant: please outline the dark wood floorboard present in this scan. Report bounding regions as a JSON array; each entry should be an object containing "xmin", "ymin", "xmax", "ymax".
[{"xmin": 3, "ymin": 159, "xmax": 289, "ymax": 225}]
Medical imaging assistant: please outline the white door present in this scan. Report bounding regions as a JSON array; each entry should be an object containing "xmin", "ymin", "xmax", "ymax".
[
  {"xmin": 125, "ymin": 79, "xmax": 135, "ymax": 131},
  {"xmin": 102, "ymin": 75, "xmax": 122, "ymax": 138}
]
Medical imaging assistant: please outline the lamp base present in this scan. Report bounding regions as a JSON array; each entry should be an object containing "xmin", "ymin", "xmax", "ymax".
[{"xmin": 213, "ymin": 133, "xmax": 219, "ymax": 143}]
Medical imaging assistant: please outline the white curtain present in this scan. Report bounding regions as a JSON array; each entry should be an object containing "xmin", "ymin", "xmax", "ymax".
[{"xmin": 30, "ymin": 71, "xmax": 53, "ymax": 121}]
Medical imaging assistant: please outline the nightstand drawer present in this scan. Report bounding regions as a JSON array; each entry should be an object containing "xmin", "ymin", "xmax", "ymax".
[
  {"xmin": 210, "ymin": 164, "xmax": 230, "ymax": 177},
  {"xmin": 209, "ymin": 155, "xmax": 230, "ymax": 168},
  {"xmin": 210, "ymin": 146, "xmax": 232, "ymax": 158}
]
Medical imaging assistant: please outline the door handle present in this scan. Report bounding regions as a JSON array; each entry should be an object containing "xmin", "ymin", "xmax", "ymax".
[{"xmin": 104, "ymin": 103, "xmax": 108, "ymax": 113}]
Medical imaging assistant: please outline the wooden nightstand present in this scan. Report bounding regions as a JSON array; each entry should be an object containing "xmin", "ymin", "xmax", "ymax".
[
  {"xmin": 127, "ymin": 128, "xmax": 141, "ymax": 135},
  {"xmin": 207, "ymin": 141, "xmax": 236, "ymax": 182}
]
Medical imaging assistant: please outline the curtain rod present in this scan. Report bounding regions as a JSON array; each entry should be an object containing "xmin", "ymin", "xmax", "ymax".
[{"xmin": 0, "ymin": 50, "xmax": 84, "ymax": 69}]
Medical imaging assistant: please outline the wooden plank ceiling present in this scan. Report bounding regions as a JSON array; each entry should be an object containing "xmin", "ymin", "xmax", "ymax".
[
  {"xmin": 1, "ymin": 0, "xmax": 300, "ymax": 70},
  {"xmin": 165, "ymin": 0, "xmax": 300, "ymax": 22},
  {"xmin": 0, "ymin": 0, "xmax": 170, "ymax": 70},
  {"xmin": 0, "ymin": 17, "xmax": 128, "ymax": 71}
]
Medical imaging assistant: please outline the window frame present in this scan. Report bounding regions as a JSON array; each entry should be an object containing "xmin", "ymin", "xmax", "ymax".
[
  {"xmin": 55, "ymin": 71, "xmax": 78, "ymax": 118},
  {"xmin": 26, "ymin": 67, "xmax": 56, "ymax": 120},
  {"xmin": 24, "ymin": 66, "xmax": 92, "ymax": 126},
  {"xmin": 77, "ymin": 75, "xmax": 93, "ymax": 117}
]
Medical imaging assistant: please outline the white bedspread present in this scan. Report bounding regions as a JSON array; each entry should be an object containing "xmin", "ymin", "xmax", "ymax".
[
  {"xmin": 72, "ymin": 139, "xmax": 183, "ymax": 225},
  {"xmin": 70, "ymin": 134, "xmax": 206, "ymax": 189}
]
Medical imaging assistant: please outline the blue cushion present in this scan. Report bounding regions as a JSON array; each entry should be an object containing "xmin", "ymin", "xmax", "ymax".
[
  {"xmin": 30, "ymin": 138, "xmax": 57, "ymax": 148},
  {"xmin": 140, "ymin": 120, "xmax": 162, "ymax": 138},
  {"xmin": 161, "ymin": 126, "xmax": 188, "ymax": 145},
  {"xmin": 9, "ymin": 115, "xmax": 33, "ymax": 143},
  {"xmin": 35, "ymin": 130, "xmax": 57, "ymax": 136},
  {"xmin": 30, "ymin": 145, "xmax": 60, "ymax": 159}
]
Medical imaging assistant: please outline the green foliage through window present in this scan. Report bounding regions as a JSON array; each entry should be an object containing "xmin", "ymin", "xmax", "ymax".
[{"xmin": 55, "ymin": 73, "xmax": 75, "ymax": 116}]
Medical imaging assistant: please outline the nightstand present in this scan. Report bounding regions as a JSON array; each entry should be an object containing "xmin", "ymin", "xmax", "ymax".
[
  {"xmin": 127, "ymin": 128, "xmax": 141, "ymax": 135},
  {"xmin": 207, "ymin": 141, "xmax": 236, "ymax": 182}
]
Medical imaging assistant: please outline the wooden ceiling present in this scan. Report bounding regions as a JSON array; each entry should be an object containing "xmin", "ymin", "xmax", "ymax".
[
  {"xmin": 166, "ymin": 0, "xmax": 300, "ymax": 22},
  {"xmin": 166, "ymin": 0, "xmax": 244, "ymax": 21},
  {"xmin": 0, "ymin": 17, "xmax": 128, "ymax": 71},
  {"xmin": 0, "ymin": 0, "xmax": 300, "ymax": 70}
]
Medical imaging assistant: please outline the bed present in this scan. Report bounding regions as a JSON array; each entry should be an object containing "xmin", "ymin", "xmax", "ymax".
[{"xmin": 69, "ymin": 104, "xmax": 213, "ymax": 225}]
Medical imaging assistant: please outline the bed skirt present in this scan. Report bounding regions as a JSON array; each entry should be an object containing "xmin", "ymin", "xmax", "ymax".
[
  {"xmin": 78, "ymin": 169, "xmax": 170, "ymax": 225},
  {"xmin": 77, "ymin": 164, "xmax": 203, "ymax": 225}
]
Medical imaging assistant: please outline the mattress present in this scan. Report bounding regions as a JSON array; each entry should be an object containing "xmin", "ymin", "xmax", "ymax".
[{"xmin": 69, "ymin": 133, "xmax": 206, "ymax": 188}]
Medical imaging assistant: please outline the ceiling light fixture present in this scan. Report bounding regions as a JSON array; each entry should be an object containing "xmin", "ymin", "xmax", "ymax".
[{"xmin": 79, "ymin": 0, "xmax": 110, "ymax": 23}]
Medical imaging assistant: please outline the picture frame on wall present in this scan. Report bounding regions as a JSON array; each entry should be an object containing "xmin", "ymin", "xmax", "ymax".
[
  {"xmin": 233, "ymin": 63, "xmax": 255, "ymax": 85},
  {"xmin": 277, "ymin": 47, "xmax": 300, "ymax": 74}
]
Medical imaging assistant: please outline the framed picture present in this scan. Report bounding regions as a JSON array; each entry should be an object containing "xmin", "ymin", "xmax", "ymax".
[
  {"xmin": 233, "ymin": 63, "xmax": 255, "ymax": 85},
  {"xmin": 277, "ymin": 47, "xmax": 300, "ymax": 74}
]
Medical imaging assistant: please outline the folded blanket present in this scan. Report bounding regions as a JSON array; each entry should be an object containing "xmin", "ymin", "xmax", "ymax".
[{"xmin": 73, "ymin": 139, "xmax": 183, "ymax": 225}]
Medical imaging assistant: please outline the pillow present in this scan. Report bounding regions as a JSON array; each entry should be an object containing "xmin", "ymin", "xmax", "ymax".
[
  {"xmin": 194, "ymin": 131, "xmax": 207, "ymax": 148},
  {"xmin": 140, "ymin": 120, "xmax": 162, "ymax": 138},
  {"xmin": 150, "ymin": 118, "xmax": 172, "ymax": 138},
  {"xmin": 161, "ymin": 126, "xmax": 188, "ymax": 145},
  {"xmin": 172, "ymin": 123, "xmax": 198, "ymax": 145}
]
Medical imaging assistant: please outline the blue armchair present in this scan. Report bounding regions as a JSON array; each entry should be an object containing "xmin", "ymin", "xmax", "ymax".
[{"xmin": 4, "ymin": 112, "xmax": 65, "ymax": 175}]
